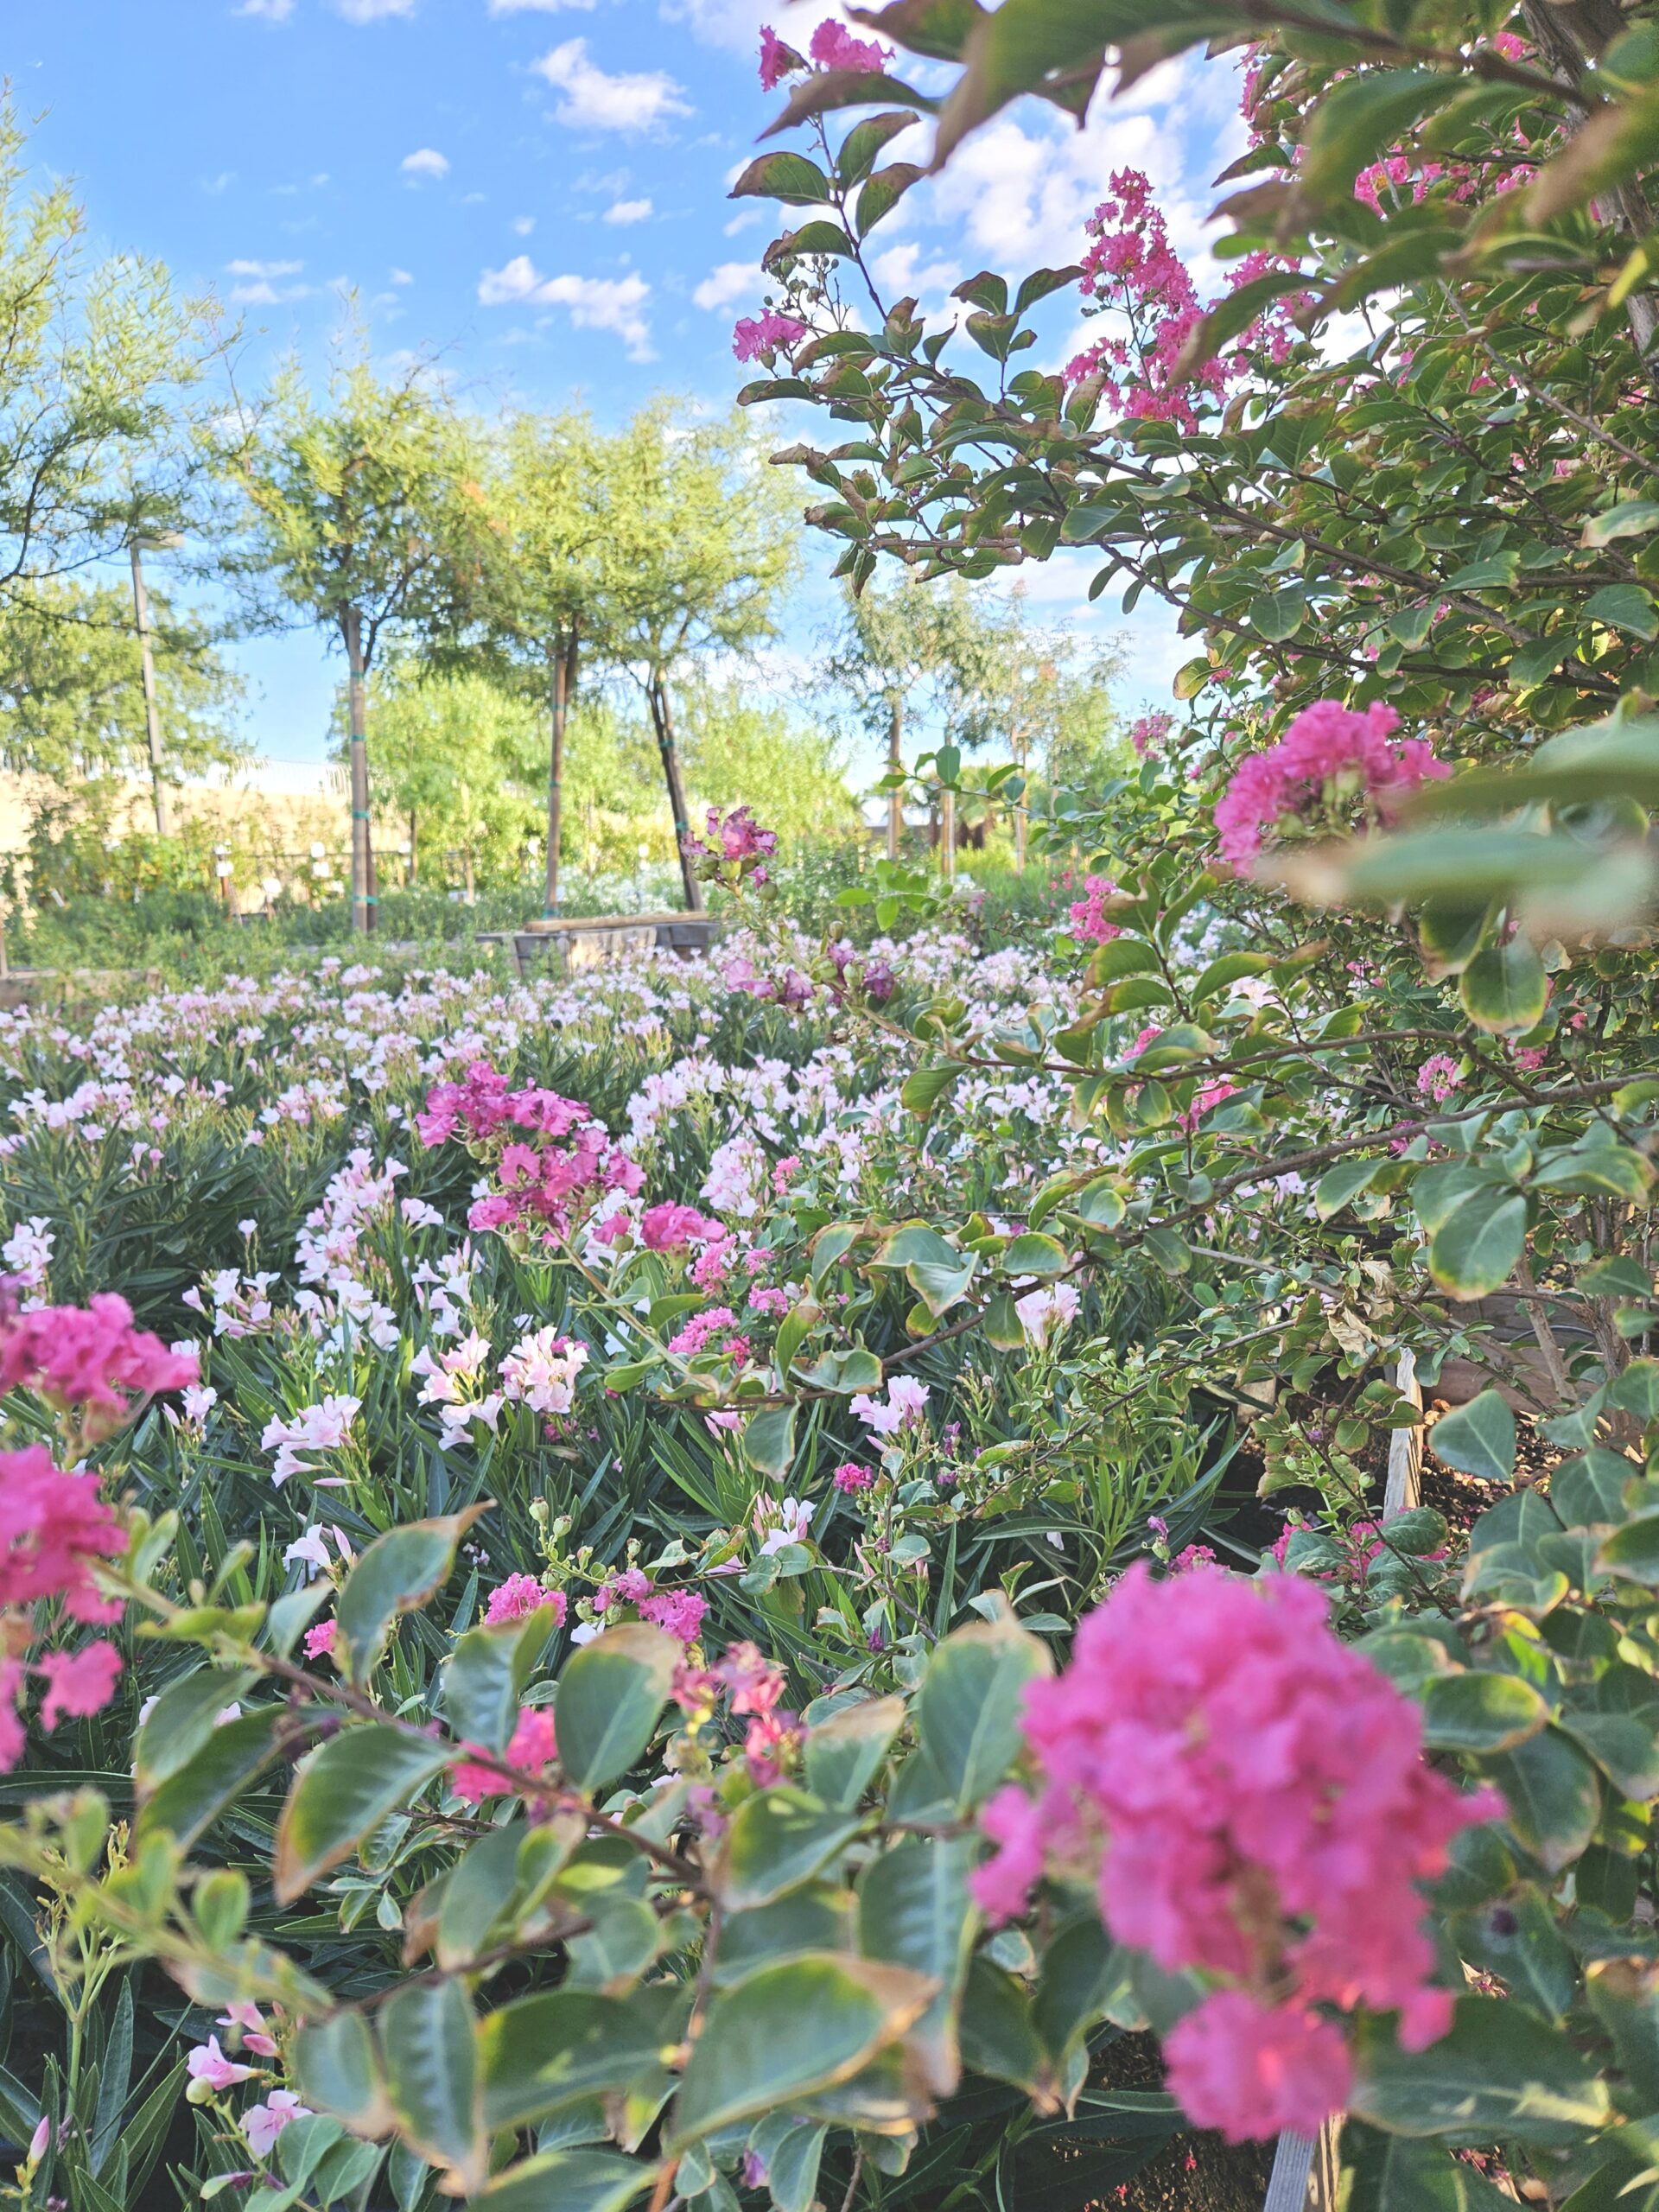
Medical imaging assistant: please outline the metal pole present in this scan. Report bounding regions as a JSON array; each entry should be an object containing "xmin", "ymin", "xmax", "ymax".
[
  {"xmin": 130, "ymin": 543, "xmax": 169, "ymax": 838},
  {"xmin": 343, "ymin": 605, "xmax": 372, "ymax": 938}
]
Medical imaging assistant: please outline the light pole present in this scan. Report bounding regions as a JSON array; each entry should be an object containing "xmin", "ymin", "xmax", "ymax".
[{"xmin": 129, "ymin": 531, "xmax": 183, "ymax": 839}]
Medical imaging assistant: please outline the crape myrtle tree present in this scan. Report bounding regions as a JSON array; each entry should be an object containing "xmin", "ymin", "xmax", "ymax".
[
  {"xmin": 601, "ymin": 404, "xmax": 798, "ymax": 912},
  {"xmin": 466, "ymin": 410, "xmax": 613, "ymax": 917},
  {"xmin": 223, "ymin": 339, "xmax": 486, "ymax": 935}
]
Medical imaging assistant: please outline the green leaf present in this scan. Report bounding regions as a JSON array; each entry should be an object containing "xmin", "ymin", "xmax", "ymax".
[
  {"xmin": 1000, "ymin": 1232, "xmax": 1067, "ymax": 1278},
  {"xmin": 716, "ymin": 1788, "xmax": 864, "ymax": 1910},
  {"xmin": 1191, "ymin": 950, "xmax": 1273, "ymax": 1003},
  {"xmin": 135, "ymin": 1709, "xmax": 284, "ymax": 1853},
  {"xmin": 958, "ymin": 1957, "xmax": 1049, "ymax": 2095},
  {"xmin": 1586, "ymin": 582, "xmax": 1659, "ymax": 639},
  {"xmin": 1249, "ymin": 585, "xmax": 1306, "ymax": 640},
  {"xmin": 982, "ymin": 1289, "xmax": 1025, "ymax": 1351},
  {"xmin": 474, "ymin": 2151, "xmax": 654, "ymax": 2212},
  {"xmin": 1350, "ymin": 1996, "xmax": 1609, "ymax": 2145},
  {"xmin": 1586, "ymin": 1958, "xmax": 1659, "ymax": 2109},
  {"xmin": 1429, "ymin": 1192, "xmax": 1528, "ymax": 1302},
  {"xmin": 336, "ymin": 1508, "xmax": 487, "ymax": 1691},
  {"xmin": 555, "ymin": 1623, "xmax": 678, "ymax": 1793},
  {"xmin": 729, "ymin": 151, "xmax": 832, "ymax": 206},
  {"xmin": 1484, "ymin": 1726, "xmax": 1601, "ymax": 1872},
  {"xmin": 1459, "ymin": 940, "xmax": 1548, "ymax": 1035},
  {"xmin": 855, "ymin": 161, "xmax": 925, "ymax": 237},
  {"xmin": 1340, "ymin": 2121, "xmax": 1536, "ymax": 2209},
  {"xmin": 804, "ymin": 1696, "xmax": 903, "ymax": 1811},
  {"xmin": 436, "ymin": 1826, "xmax": 527, "ymax": 1970},
  {"xmin": 857, "ymin": 1838, "xmax": 976, "ymax": 2094},
  {"xmin": 274, "ymin": 1726, "xmax": 448, "ymax": 1904},
  {"xmin": 292, "ymin": 2011, "xmax": 391, "ymax": 2140},
  {"xmin": 1583, "ymin": 499, "xmax": 1659, "ymax": 549},
  {"xmin": 1422, "ymin": 1671, "xmax": 1552, "ymax": 1753},
  {"xmin": 836, "ymin": 110, "xmax": 919, "ymax": 190},
  {"xmin": 1430, "ymin": 1392, "xmax": 1516, "ymax": 1484},
  {"xmin": 1595, "ymin": 1510, "xmax": 1659, "ymax": 1584},
  {"xmin": 751, "ymin": 2119, "xmax": 826, "ymax": 2212},
  {"xmin": 667, "ymin": 1955, "xmax": 934, "ymax": 2150},
  {"xmin": 914, "ymin": 1613, "xmax": 1050, "ymax": 1815},
  {"xmin": 378, "ymin": 1980, "xmax": 485, "ymax": 2190},
  {"xmin": 479, "ymin": 1992, "xmax": 670, "ymax": 2133},
  {"xmin": 1316, "ymin": 1160, "xmax": 1383, "ymax": 1221},
  {"xmin": 899, "ymin": 1065, "xmax": 963, "ymax": 1116},
  {"xmin": 1611, "ymin": 1357, "xmax": 1659, "ymax": 1421},
  {"xmin": 773, "ymin": 219, "xmax": 854, "ymax": 258},
  {"xmin": 133, "ymin": 1666, "xmax": 257, "ymax": 1795},
  {"xmin": 1532, "ymin": 1142, "xmax": 1653, "ymax": 1200},
  {"xmin": 444, "ymin": 1614, "xmax": 548, "ymax": 1753},
  {"xmin": 742, "ymin": 1405, "xmax": 797, "ymax": 1479}
]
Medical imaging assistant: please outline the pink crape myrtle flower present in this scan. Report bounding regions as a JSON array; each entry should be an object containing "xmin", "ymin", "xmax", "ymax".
[
  {"xmin": 1164, "ymin": 1994, "xmax": 1354, "ymax": 2143},
  {"xmin": 1066, "ymin": 874, "xmax": 1122, "ymax": 944},
  {"xmin": 639, "ymin": 1202, "xmax": 725, "ymax": 1251},
  {"xmin": 452, "ymin": 1704, "xmax": 558, "ymax": 1806},
  {"xmin": 0, "ymin": 1447, "xmax": 125, "ymax": 1623},
  {"xmin": 807, "ymin": 17, "xmax": 893, "ymax": 72},
  {"xmin": 0, "ymin": 1292, "xmax": 198, "ymax": 1440},
  {"xmin": 1213, "ymin": 700, "xmax": 1448, "ymax": 872},
  {"xmin": 484, "ymin": 1573, "xmax": 568, "ymax": 1628},
  {"xmin": 639, "ymin": 1588, "xmax": 709, "ymax": 1643},
  {"xmin": 833, "ymin": 1459, "xmax": 874, "ymax": 1494},
  {"xmin": 1416, "ymin": 1053, "xmax": 1463, "ymax": 1103},
  {"xmin": 733, "ymin": 312, "xmax": 808, "ymax": 364},
  {"xmin": 758, "ymin": 23, "xmax": 803, "ymax": 87},
  {"xmin": 302, "ymin": 1617, "xmax": 338, "ymax": 1662},
  {"xmin": 972, "ymin": 1565, "xmax": 1497, "ymax": 2139},
  {"xmin": 36, "ymin": 1641, "xmax": 123, "ymax": 1730}
]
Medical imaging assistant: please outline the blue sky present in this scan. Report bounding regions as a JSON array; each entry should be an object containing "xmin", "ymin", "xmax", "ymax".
[{"xmin": 14, "ymin": 0, "xmax": 1248, "ymax": 780}]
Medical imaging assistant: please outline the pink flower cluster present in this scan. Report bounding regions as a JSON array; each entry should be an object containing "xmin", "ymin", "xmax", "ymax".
[
  {"xmin": 1415, "ymin": 1053, "xmax": 1463, "ymax": 1103},
  {"xmin": 734, "ymin": 312, "xmax": 809, "ymax": 365},
  {"xmin": 0, "ymin": 1293, "xmax": 198, "ymax": 1443},
  {"xmin": 1213, "ymin": 700, "xmax": 1449, "ymax": 872},
  {"xmin": 419, "ymin": 1063, "xmax": 643, "ymax": 1248},
  {"xmin": 484, "ymin": 1573, "xmax": 568, "ymax": 1628},
  {"xmin": 972, "ymin": 1566, "xmax": 1495, "ymax": 2143},
  {"xmin": 668, "ymin": 1306, "xmax": 752, "ymax": 1363},
  {"xmin": 640, "ymin": 1202, "xmax": 725, "ymax": 1252},
  {"xmin": 1129, "ymin": 710, "xmax": 1173, "ymax": 759},
  {"xmin": 1063, "ymin": 172, "xmax": 1309, "ymax": 431},
  {"xmin": 757, "ymin": 17, "xmax": 891, "ymax": 88},
  {"xmin": 1066, "ymin": 874, "xmax": 1122, "ymax": 944},
  {"xmin": 639, "ymin": 1588, "xmax": 709, "ymax": 1644},
  {"xmin": 683, "ymin": 804, "xmax": 780, "ymax": 881},
  {"xmin": 674, "ymin": 1638, "xmax": 796, "ymax": 1783},
  {"xmin": 0, "ymin": 1445, "xmax": 128, "ymax": 1769},
  {"xmin": 452, "ymin": 1704, "xmax": 558, "ymax": 1806}
]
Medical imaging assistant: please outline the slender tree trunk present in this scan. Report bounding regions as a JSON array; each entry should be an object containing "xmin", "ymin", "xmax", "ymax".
[
  {"xmin": 887, "ymin": 696, "xmax": 902, "ymax": 861},
  {"xmin": 545, "ymin": 630, "xmax": 577, "ymax": 916},
  {"xmin": 463, "ymin": 847, "xmax": 475, "ymax": 904},
  {"xmin": 342, "ymin": 606, "xmax": 372, "ymax": 937},
  {"xmin": 130, "ymin": 543, "xmax": 169, "ymax": 839},
  {"xmin": 1014, "ymin": 728, "xmax": 1028, "ymax": 874},
  {"xmin": 649, "ymin": 673, "xmax": 704, "ymax": 912},
  {"xmin": 941, "ymin": 787, "xmax": 957, "ymax": 880},
  {"xmin": 408, "ymin": 808, "xmax": 417, "ymax": 887}
]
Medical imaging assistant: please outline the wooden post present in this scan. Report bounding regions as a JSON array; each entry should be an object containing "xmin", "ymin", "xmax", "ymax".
[
  {"xmin": 887, "ymin": 696, "xmax": 902, "ymax": 862},
  {"xmin": 342, "ymin": 605, "xmax": 372, "ymax": 938},
  {"xmin": 129, "ymin": 542, "xmax": 170, "ymax": 839}
]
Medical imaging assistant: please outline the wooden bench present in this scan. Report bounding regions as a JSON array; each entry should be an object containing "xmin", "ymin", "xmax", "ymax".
[{"xmin": 476, "ymin": 913, "xmax": 724, "ymax": 980}]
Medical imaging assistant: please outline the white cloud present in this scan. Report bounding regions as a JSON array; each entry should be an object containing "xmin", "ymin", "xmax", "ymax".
[
  {"xmin": 477, "ymin": 255, "xmax": 653, "ymax": 358},
  {"xmin": 660, "ymin": 0, "xmax": 840, "ymax": 57},
  {"xmin": 237, "ymin": 0, "xmax": 295, "ymax": 17},
  {"xmin": 489, "ymin": 0, "xmax": 595, "ymax": 10},
  {"xmin": 691, "ymin": 259, "xmax": 761, "ymax": 311},
  {"xmin": 227, "ymin": 257, "xmax": 305, "ymax": 277},
  {"xmin": 401, "ymin": 147, "xmax": 450, "ymax": 181},
  {"xmin": 723, "ymin": 208, "xmax": 760, "ymax": 237},
  {"xmin": 334, "ymin": 0, "xmax": 415, "ymax": 17},
  {"xmin": 603, "ymin": 196, "xmax": 652, "ymax": 225},
  {"xmin": 512, "ymin": 215, "xmax": 537, "ymax": 234},
  {"xmin": 390, "ymin": 266, "xmax": 414, "ymax": 285},
  {"xmin": 531, "ymin": 39, "xmax": 690, "ymax": 133},
  {"xmin": 868, "ymin": 241, "xmax": 961, "ymax": 305}
]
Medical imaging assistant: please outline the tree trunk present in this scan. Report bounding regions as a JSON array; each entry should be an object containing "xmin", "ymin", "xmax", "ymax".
[
  {"xmin": 463, "ymin": 847, "xmax": 475, "ymax": 904},
  {"xmin": 408, "ymin": 808, "xmax": 417, "ymax": 887},
  {"xmin": 650, "ymin": 674, "xmax": 704, "ymax": 912},
  {"xmin": 1013, "ymin": 728, "xmax": 1028, "ymax": 874},
  {"xmin": 887, "ymin": 696, "xmax": 903, "ymax": 861},
  {"xmin": 130, "ymin": 543, "xmax": 169, "ymax": 839},
  {"xmin": 941, "ymin": 787, "xmax": 957, "ymax": 880},
  {"xmin": 545, "ymin": 630, "xmax": 577, "ymax": 916},
  {"xmin": 342, "ymin": 605, "xmax": 372, "ymax": 938}
]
